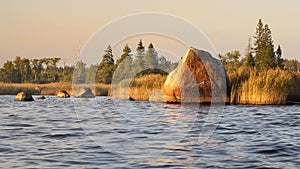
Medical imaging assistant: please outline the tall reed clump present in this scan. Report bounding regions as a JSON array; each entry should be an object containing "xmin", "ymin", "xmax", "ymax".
[
  {"xmin": 230, "ymin": 68, "xmax": 295, "ymax": 105},
  {"xmin": 112, "ymin": 74, "xmax": 167, "ymax": 101},
  {"xmin": 227, "ymin": 67, "xmax": 251, "ymax": 104},
  {"xmin": 129, "ymin": 74, "xmax": 167, "ymax": 101},
  {"xmin": 94, "ymin": 83, "xmax": 111, "ymax": 96}
]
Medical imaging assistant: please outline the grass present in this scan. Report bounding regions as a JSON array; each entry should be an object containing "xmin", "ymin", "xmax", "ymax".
[
  {"xmin": 228, "ymin": 67, "xmax": 297, "ymax": 105},
  {"xmin": 0, "ymin": 82, "xmax": 111, "ymax": 96},
  {"xmin": 111, "ymin": 74, "xmax": 167, "ymax": 101}
]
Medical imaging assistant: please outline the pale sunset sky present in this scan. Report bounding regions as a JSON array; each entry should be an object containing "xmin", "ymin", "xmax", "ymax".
[{"xmin": 0, "ymin": 0, "xmax": 299, "ymax": 66}]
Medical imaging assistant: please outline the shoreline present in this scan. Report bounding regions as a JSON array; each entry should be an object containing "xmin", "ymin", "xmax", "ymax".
[{"xmin": 1, "ymin": 80, "xmax": 299, "ymax": 105}]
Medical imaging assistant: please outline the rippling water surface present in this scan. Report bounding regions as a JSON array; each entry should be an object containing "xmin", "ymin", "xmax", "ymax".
[{"xmin": 0, "ymin": 95, "xmax": 299, "ymax": 168}]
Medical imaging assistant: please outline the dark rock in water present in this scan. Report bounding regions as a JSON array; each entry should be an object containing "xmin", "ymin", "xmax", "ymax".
[
  {"xmin": 128, "ymin": 96, "xmax": 135, "ymax": 101},
  {"xmin": 161, "ymin": 47, "xmax": 229, "ymax": 104},
  {"xmin": 16, "ymin": 92, "xmax": 34, "ymax": 101},
  {"xmin": 37, "ymin": 96, "xmax": 46, "ymax": 99},
  {"xmin": 56, "ymin": 90, "xmax": 70, "ymax": 98},
  {"xmin": 75, "ymin": 88, "xmax": 95, "ymax": 98}
]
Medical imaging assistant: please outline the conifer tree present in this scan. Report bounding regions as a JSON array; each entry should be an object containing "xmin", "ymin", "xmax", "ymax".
[
  {"xmin": 97, "ymin": 45, "xmax": 115, "ymax": 84},
  {"xmin": 114, "ymin": 44, "xmax": 133, "ymax": 82},
  {"xmin": 132, "ymin": 40, "xmax": 146, "ymax": 75},
  {"xmin": 276, "ymin": 45, "xmax": 284, "ymax": 69},
  {"xmin": 253, "ymin": 19, "xmax": 276, "ymax": 70},
  {"xmin": 144, "ymin": 43, "xmax": 158, "ymax": 68}
]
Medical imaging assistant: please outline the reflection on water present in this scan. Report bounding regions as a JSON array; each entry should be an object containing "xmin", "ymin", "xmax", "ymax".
[{"xmin": 0, "ymin": 96, "xmax": 299, "ymax": 168}]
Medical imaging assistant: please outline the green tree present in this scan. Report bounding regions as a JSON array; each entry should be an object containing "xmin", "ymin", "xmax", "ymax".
[
  {"xmin": 48, "ymin": 58, "xmax": 61, "ymax": 82},
  {"xmin": 136, "ymin": 39, "xmax": 145, "ymax": 59},
  {"xmin": 116, "ymin": 44, "xmax": 132, "ymax": 68},
  {"xmin": 62, "ymin": 65, "xmax": 74, "ymax": 82},
  {"xmin": 132, "ymin": 40, "xmax": 146, "ymax": 75},
  {"xmin": 96, "ymin": 45, "xmax": 115, "ymax": 84},
  {"xmin": 13, "ymin": 56, "xmax": 22, "ymax": 83},
  {"xmin": 31, "ymin": 59, "xmax": 44, "ymax": 83},
  {"xmin": 218, "ymin": 50, "xmax": 242, "ymax": 72},
  {"xmin": 114, "ymin": 44, "xmax": 133, "ymax": 83},
  {"xmin": 0, "ymin": 61, "xmax": 15, "ymax": 83},
  {"xmin": 276, "ymin": 45, "xmax": 284, "ymax": 69},
  {"xmin": 283, "ymin": 59, "xmax": 299, "ymax": 72},
  {"xmin": 253, "ymin": 19, "xmax": 276, "ymax": 70},
  {"xmin": 144, "ymin": 43, "xmax": 158, "ymax": 68}
]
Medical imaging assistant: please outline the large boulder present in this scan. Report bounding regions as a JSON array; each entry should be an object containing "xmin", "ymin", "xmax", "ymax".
[
  {"xmin": 161, "ymin": 47, "xmax": 229, "ymax": 104},
  {"xmin": 56, "ymin": 90, "xmax": 70, "ymax": 98},
  {"xmin": 16, "ymin": 92, "xmax": 34, "ymax": 101},
  {"xmin": 75, "ymin": 88, "xmax": 95, "ymax": 98}
]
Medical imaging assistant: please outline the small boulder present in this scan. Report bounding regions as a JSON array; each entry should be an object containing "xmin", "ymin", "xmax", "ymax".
[
  {"xmin": 56, "ymin": 90, "xmax": 70, "ymax": 98},
  {"xmin": 16, "ymin": 92, "xmax": 34, "ymax": 101},
  {"xmin": 128, "ymin": 96, "xmax": 135, "ymax": 101},
  {"xmin": 37, "ymin": 96, "xmax": 46, "ymax": 99},
  {"xmin": 75, "ymin": 88, "xmax": 95, "ymax": 98}
]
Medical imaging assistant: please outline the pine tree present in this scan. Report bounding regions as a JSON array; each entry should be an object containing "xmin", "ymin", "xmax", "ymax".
[
  {"xmin": 276, "ymin": 45, "xmax": 284, "ymax": 69},
  {"xmin": 136, "ymin": 39, "xmax": 145, "ymax": 58},
  {"xmin": 253, "ymin": 19, "xmax": 276, "ymax": 70},
  {"xmin": 132, "ymin": 40, "xmax": 146, "ymax": 75},
  {"xmin": 144, "ymin": 43, "xmax": 158, "ymax": 68},
  {"xmin": 113, "ymin": 44, "xmax": 133, "ymax": 83},
  {"xmin": 96, "ymin": 45, "xmax": 115, "ymax": 84},
  {"xmin": 116, "ymin": 44, "xmax": 132, "ymax": 68}
]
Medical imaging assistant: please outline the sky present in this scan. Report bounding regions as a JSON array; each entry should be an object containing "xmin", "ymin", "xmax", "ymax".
[{"xmin": 0, "ymin": 0, "xmax": 299, "ymax": 66}]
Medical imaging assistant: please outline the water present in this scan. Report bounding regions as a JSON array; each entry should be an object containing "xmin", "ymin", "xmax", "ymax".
[{"xmin": 0, "ymin": 95, "xmax": 299, "ymax": 168}]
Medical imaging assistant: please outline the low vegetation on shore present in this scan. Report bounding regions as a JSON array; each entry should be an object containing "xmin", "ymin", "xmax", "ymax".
[{"xmin": 0, "ymin": 82, "xmax": 110, "ymax": 96}]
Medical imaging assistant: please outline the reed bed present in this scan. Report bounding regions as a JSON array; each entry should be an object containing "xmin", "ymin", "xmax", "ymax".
[
  {"xmin": 229, "ymin": 68, "xmax": 296, "ymax": 105},
  {"xmin": 112, "ymin": 74, "xmax": 167, "ymax": 101}
]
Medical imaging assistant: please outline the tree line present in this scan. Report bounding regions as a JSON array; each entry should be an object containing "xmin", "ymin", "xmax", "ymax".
[
  {"xmin": 0, "ymin": 57, "xmax": 73, "ymax": 83},
  {"xmin": 93, "ymin": 40, "xmax": 178, "ymax": 84},
  {"xmin": 218, "ymin": 19, "xmax": 300, "ymax": 73},
  {"xmin": 0, "ymin": 40, "xmax": 178, "ymax": 84}
]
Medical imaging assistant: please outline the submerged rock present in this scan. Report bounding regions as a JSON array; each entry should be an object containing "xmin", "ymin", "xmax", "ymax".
[
  {"xmin": 75, "ymin": 88, "xmax": 95, "ymax": 98},
  {"xmin": 161, "ymin": 47, "xmax": 229, "ymax": 104},
  {"xmin": 37, "ymin": 96, "xmax": 46, "ymax": 99},
  {"xmin": 56, "ymin": 90, "xmax": 70, "ymax": 98},
  {"xmin": 16, "ymin": 92, "xmax": 34, "ymax": 101}
]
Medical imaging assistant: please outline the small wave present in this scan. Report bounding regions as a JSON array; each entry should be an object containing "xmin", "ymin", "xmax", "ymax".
[
  {"xmin": 42, "ymin": 133, "xmax": 82, "ymax": 139},
  {"xmin": 3, "ymin": 123, "xmax": 35, "ymax": 127}
]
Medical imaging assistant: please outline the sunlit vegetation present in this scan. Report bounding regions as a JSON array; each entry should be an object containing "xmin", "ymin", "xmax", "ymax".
[
  {"xmin": 0, "ymin": 40, "xmax": 177, "ymax": 96},
  {"xmin": 0, "ymin": 82, "xmax": 111, "ymax": 96},
  {"xmin": 221, "ymin": 19, "xmax": 300, "ymax": 104}
]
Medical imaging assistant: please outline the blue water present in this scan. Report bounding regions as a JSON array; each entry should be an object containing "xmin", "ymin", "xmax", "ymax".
[{"xmin": 0, "ymin": 96, "xmax": 299, "ymax": 168}]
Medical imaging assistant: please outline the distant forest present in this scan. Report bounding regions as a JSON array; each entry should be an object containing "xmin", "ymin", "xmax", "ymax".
[
  {"xmin": 1, "ymin": 19, "xmax": 300, "ymax": 85},
  {"xmin": 0, "ymin": 40, "xmax": 178, "ymax": 84}
]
